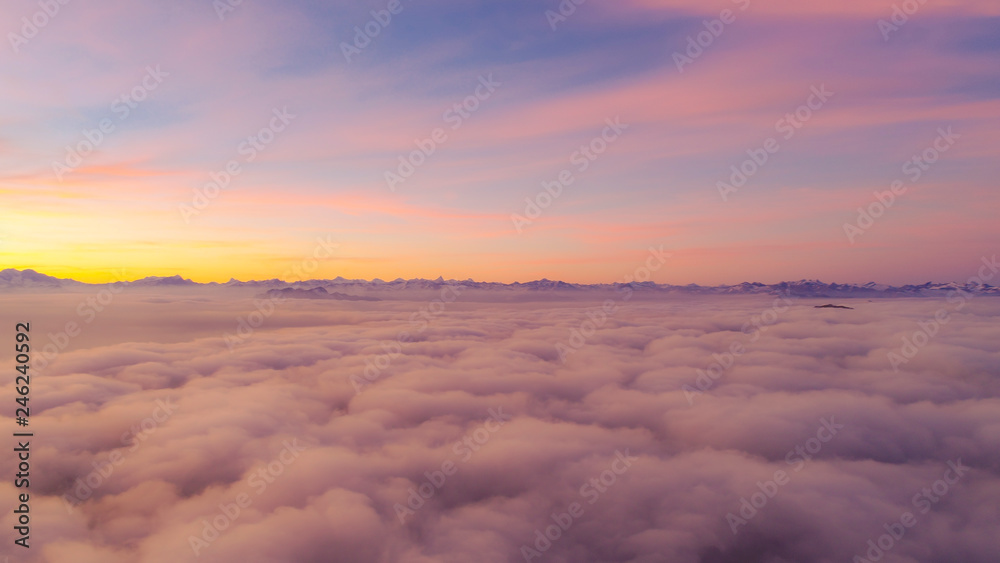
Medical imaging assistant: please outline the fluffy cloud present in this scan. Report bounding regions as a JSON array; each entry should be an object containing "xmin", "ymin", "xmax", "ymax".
[{"xmin": 1, "ymin": 290, "xmax": 998, "ymax": 562}]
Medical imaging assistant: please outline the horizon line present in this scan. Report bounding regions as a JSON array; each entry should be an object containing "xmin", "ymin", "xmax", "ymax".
[{"xmin": 1, "ymin": 267, "xmax": 995, "ymax": 290}]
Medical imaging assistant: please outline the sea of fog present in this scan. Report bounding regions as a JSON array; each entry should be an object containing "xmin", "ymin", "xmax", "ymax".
[{"xmin": 1, "ymin": 289, "xmax": 998, "ymax": 562}]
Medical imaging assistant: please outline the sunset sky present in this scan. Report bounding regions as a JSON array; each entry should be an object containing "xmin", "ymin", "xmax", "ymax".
[{"xmin": 2, "ymin": 0, "xmax": 998, "ymax": 284}]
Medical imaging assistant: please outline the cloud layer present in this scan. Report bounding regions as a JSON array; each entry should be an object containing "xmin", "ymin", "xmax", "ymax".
[{"xmin": 1, "ymin": 290, "xmax": 998, "ymax": 562}]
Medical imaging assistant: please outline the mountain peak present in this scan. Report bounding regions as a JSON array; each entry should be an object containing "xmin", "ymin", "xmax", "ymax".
[{"xmin": 0, "ymin": 269, "xmax": 998, "ymax": 298}]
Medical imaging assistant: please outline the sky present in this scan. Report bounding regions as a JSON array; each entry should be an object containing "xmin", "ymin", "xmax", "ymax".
[{"xmin": 1, "ymin": 0, "xmax": 999, "ymax": 285}]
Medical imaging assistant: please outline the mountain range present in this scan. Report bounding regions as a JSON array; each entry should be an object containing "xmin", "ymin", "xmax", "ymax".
[{"xmin": 2, "ymin": 268, "xmax": 997, "ymax": 298}]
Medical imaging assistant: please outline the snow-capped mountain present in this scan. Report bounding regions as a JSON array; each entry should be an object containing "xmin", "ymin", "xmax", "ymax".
[
  {"xmin": 128, "ymin": 275, "xmax": 198, "ymax": 287},
  {"xmin": 0, "ymin": 268, "xmax": 82, "ymax": 288},
  {"xmin": 0, "ymin": 269, "xmax": 997, "ymax": 297}
]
